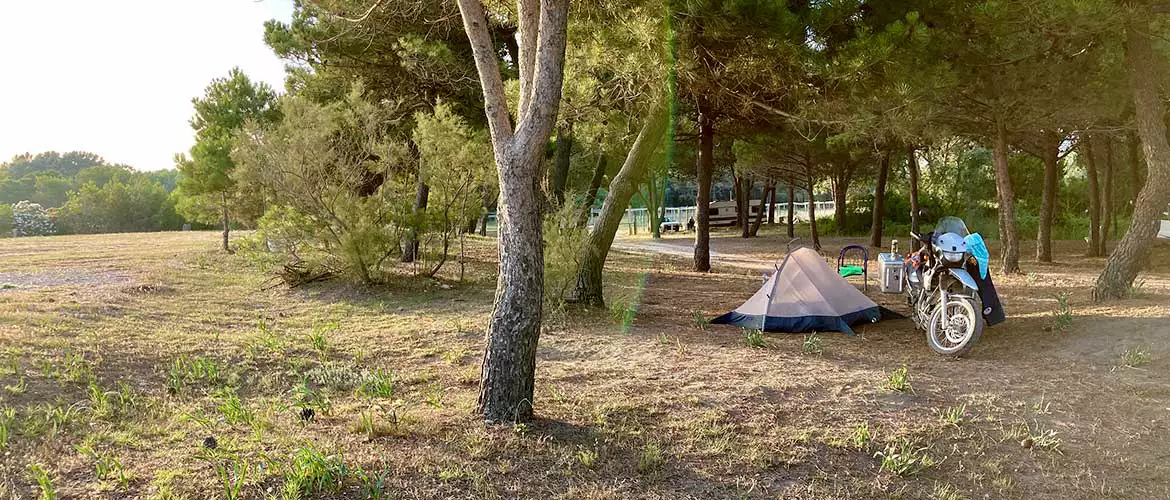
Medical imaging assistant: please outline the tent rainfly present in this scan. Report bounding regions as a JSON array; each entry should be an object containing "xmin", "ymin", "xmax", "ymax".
[{"xmin": 711, "ymin": 247, "xmax": 881, "ymax": 334}]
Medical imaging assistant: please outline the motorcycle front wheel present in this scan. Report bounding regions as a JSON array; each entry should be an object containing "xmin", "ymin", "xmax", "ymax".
[{"xmin": 925, "ymin": 296, "xmax": 984, "ymax": 356}]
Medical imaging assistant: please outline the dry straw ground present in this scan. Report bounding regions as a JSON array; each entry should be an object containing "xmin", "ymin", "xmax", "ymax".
[{"xmin": 0, "ymin": 229, "xmax": 1168, "ymax": 499}]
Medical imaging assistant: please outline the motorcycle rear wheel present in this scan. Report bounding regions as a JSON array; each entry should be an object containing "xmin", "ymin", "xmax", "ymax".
[{"xmin": 925, "ymin": 296, "xmax": 983, "ymax": 356}]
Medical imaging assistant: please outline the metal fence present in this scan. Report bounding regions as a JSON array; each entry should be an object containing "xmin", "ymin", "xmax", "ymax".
[{"xmin": 589, "ymin": 201, "xmax": 836, "ymax": 234}]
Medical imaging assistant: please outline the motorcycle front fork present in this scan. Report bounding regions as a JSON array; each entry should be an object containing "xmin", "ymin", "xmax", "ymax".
[{"xmin": 939, "ymin": 288, "xmax": 949, "ymax": 327}]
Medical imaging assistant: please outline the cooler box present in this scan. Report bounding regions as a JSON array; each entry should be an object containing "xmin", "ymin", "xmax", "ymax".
[{"xmin": 878, "ymin": 253, "xmax": 903, "ymax": 294}]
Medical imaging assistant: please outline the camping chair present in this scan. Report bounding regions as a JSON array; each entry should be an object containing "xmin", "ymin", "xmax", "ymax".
[{"xmin": 837, "ymin": 245, "xmax": 869, "ymax": 291}]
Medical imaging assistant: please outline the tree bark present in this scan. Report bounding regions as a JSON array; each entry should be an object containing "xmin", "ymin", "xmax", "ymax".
[
  {"xmin": 401, "ymin": 179, "xmax": 429, "ymax": 263},
  {"xmin": 732, "ymin": 168, "xmax": 748, "ymax": 230},
  {"xmin": 992, "ymin": 118, "xmax": 1021, "ymax": 274},
  {"xmin": 832, "ymin": 174, "xmax": 848, "ymax": 236},
  {"xmin": 457, "ymin": 0, "xmax": 569, "ymax": 423},
  {"xmin": 1102, "ymin": 137, "xmax": 1116, "ymax": 244},
  {"xmin": 766, "ymin": 182, "xmax": 776, "ymax": 225},
  {"xmin": 786, "ymin": 179, "xmax": 795, "ymax": 238},
  {"xmin": 1084, "ymin": 137, "xmax": 1103, "ymax": 257},
  {"xmin": 550, "ymin": 122, "xmax": 573, "ymax": 206},
  {"xmin": 575, "ymin": 102, "xmax": 669, "ymax": 306},
  {"xmin": 907, "ymin": 145, "xmax": 921, "ymax": 250},
  {"xmin": 870, "ymin": 151, "xmax": 890, "ymax": 248},
  {"xmin": 693, "ymin": 101, "xmax": 715, "ymax": 272},
  {"xmin": 1036, "ymin": 135, "xmax": 1061, "ymax": 262},
  {"xmin": 221, "ymin": 191, "xmax": 230, "ymax": 252},
  {"xmin": 1095, "ymin": 17, "xmax": 1170, "ymax": 300},
  {"xmin": 748, "ymin": 179, "xmax": 768, "ymax": 237},
  {"xmin": 1126, "ymin": 130, "xmax": 1143, "ymax": 211},
  {"xmin": 806, "ymin": 166, "xmax": 821, "ymax": 251},
  {"xmin": 1037, "ymin": 134, "xmax": 1060, "ymax": 263},
  {"xmin": 740, "ymin": 175, "xmax": 754, "ymax": 238}
]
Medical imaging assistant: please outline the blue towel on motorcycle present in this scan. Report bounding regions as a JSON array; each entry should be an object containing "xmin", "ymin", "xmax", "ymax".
[{"xmin": 965, "ymin": 233, "xmax": 990, "ymax": 279}]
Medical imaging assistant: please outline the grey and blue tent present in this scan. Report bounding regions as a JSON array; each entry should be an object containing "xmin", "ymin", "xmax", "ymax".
[{"xmin": 711, "ymin": 247, "xmax": 881, "ymax": 334}]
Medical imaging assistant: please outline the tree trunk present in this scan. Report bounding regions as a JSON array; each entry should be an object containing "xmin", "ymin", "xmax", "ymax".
[
  {"xmin": 740, "ymin": 176, "xmax": 754, "ymax": 238},
  {"xmin": 870, "ymin": 151, "xmax": 890, "ymax": 248},
  {"xmin": 749, "ymin": 180, "xmax": 769, "ymax": 237},
  {"xmin": 1084, "ymin": 137, "xmax": 1103, "ymax": 257},
  {"xmin": 1126, "ymin": 131, "xmax": 1143, "ymax": 212},
  {"xmin": 1102, "ymin": 137, "xmax": 1116, "ymax": 244},
  {"xmin": 786, "ymin": 179, "xmax": 795, "ymax": 238},
  {"xmin": 767, "ymin": 182, "xmax": 776, "ymax": 225},
  {"xmin": 732, "ymin": 169, "xmax": 748, "ymax": 230},
  {"xmin": 693, "ymin": 101, "xmax": 715, "ymax": 272},
  {"xmin": 832, "ymin": 175, "xmax": 848, "ymax": 236},
  {"xmin": 575, "ymin": 102, "xmax": 670, "ymax": 306},
  {"xmin": 457, "ymin": 0, "xmax": 569, "ymax": 423},
  {"xmin": 401, "ymin": 179, "xmax": 429, "ymax": 263},
  {"xmin": 1037, "ymin": 134, "xmax": 1060, "ymax": 263},
  {"xmin": 806, "ymin": 167, "xmax": 821, "ymax": 251},
  {"xmin": 907, "ymin": 144, "xmax": 921, "ymax": 250},
  {"xmin": 992, "ymin": 118, "xmax": 1021, "ymax": 274},
  {"xmin": 550, "ymin": 122, "xmax": 573, "ymax": 206},
  {"xmin": 577, "ymin": 152, "xmax": 607, "ymax": 227},
  {"xmin": 1095, "ymin": 17, "xmax": 1170, "ymax": 300},
  {"xmin": 478, "ymin": 212, "xmax": 489, "ymax": 236},
  {"xmin": 220, "ymin": 191, "xmax": 230, "ymax": 252}
]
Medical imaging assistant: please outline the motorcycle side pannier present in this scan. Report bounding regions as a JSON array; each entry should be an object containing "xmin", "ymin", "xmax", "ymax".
[{"xmin": 878, "ymin": 252, "xmax": 903, "ymax": 294}]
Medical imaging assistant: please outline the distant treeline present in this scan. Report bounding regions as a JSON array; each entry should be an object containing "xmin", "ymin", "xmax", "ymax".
[{"xmin": 0, "ymin": 151, "xmax": 202, "ymax": 236}]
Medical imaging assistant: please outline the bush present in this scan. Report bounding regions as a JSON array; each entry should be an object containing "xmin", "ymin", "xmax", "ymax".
[
  {"xmin": 55, "ymin": 177, "xmax": 181, "ymax": 234},
  {"xmin": 232, "ymin": 90, "xmax": 412, "ymax": 284},
  {"xmin": 12, "ymin": 200, "xmax": 54, "ymax": 236},
  {"xmin": 543, "ymin": 196, "xmax": 588, "ymax": 311},
  {"xmin": 0, "ymin": 204, "xmax": 11, "ymax": 236}
]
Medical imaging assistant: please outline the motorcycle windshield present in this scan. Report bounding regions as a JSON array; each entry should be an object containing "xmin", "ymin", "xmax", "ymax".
[{"xmin": 933, "ymin": 217, "xmax": 969, "ymax": 241}]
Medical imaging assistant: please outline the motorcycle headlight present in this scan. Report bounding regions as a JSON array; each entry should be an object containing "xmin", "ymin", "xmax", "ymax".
[{"xmin": 943, "ymin": 251, "xmax": 965, "ymax": 263}]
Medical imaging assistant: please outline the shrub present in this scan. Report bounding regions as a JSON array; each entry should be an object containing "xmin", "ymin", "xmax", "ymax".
[
  {"xmin": 12, "ymin": 200, "xmax": 54, "ymax": 236},
  {"xmin": 232, "ymin": 90, "xmax": 412, "ymax": 284},
  {"xmin": 543, "ymin": 194, "xmax": 588, "ymax": 309}
]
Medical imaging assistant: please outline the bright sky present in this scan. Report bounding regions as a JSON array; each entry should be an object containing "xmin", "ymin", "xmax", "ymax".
[{"xmin": 0, "ymin": 0, "xmax": 295, "ymax": 171}]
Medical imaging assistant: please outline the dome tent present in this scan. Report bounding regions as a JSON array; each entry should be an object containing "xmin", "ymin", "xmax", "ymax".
[{"xmin": 711, "ymin": 247, "xmax": 882, "ymax": 334}]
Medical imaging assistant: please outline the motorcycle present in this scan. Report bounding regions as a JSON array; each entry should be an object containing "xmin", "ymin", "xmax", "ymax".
[{"xmin": 903, "ymin": 216, "xmax": 1002, "ymax": 356}]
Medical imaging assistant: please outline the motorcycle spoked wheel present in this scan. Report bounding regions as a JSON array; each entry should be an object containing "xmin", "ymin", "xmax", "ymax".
[{"xmin": 925, "ymin": 296, "xmax": 984, "ymax": 356}]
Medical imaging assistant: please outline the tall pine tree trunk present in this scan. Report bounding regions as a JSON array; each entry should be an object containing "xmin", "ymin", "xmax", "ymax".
[
  {"xmin": 732, "ymin": 169, "xmax": 749, "ymax": 231},
  {"xmin": 907, "ymin": 145, "xmax": 921, "ymax": 250},
  {"xmin": 870, "ymin": 151, "xmax": 890, "ymax": 248},
  {"xmin": 832, "ymin": 175, "xmax": 848, "ymax": 236},
  {"xmin": 740, "ymin": 175, "xmax": 753, "ymax": 238},
  {"xmin": 457, "ymin": 0, "xmax": 569, "ymax": 423},
  {"xmin": 806, "ymin": 167, "xmax": 821, "ymax": 251},
  {"xmin": 575, "ymin": 102, "xmax": 669, "ymax": 305},
  {"xmin": 550, "ymin": 122, "xmax": 573, "ymax": 206},
  {"xmin": 1095, "ymin": 16, "xmax": 1170, "ymax": 299},
  {"xmin": 1084, "ymin": 137, "xmax": 1103, "ymax": 257},
  {"xmin": 786, "ymin": 179, "xmax": 795, "ymax": 238},
  {"xmin": 1102, "ymin": 137, "xmax": 1116, "ymax": 244},
  {"xmin": 992, "ymin": 118, "xmax": 1021, "ymax": 274},
  {"xmin": 766, "ymin": 182, "xmax": 776, "ymax": 225},
  {"xmin": 693, "ymin": 101, "xmax": 714, "ymax": 272},
  {"xmin": 1126, "ymin": 131, "xmax": 1143, "ymax": 211},
  {"xmin": 749, "ymin": 180, "xmax": 769, "ymax": 237},
  {"xmin": 1037, "ymin": 135, "xmax": 1060, "ymax": 263},
  {"xmin": 221, "ymin": 191, "xmax": 230, "ymax": 252},
  {"xmin": 402, "ymin": 179, "xmax": 429, "ymax": 262}
]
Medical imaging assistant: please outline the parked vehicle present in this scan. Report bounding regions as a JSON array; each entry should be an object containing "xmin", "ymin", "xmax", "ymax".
[
  {"xmin": 904, "ymin": 216, "xmax": 1003, "ymax": 356},
  {"xmin": 660, "ymin": 217, "xmax": 682, "ymax": 232}
]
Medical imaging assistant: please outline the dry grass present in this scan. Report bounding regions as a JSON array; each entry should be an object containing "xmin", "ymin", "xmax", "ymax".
[{"xmin": 0, "ymin": 228, "xmax": 1167, "ymax": 498}]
